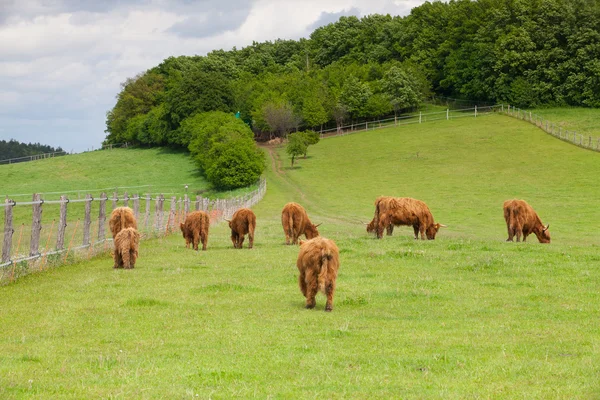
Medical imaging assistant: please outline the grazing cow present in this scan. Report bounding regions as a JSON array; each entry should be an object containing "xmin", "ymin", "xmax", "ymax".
[
  {"xmin": 366, "ymin": 196, "xmax": 395, "ymax": 236},
  {"xmin": 109, "ymin": 206, "xmax": 137, "ymax": 239},
  {"xmin": 281, "ymin": 202, "xmax": 320, "ymax": 245},
  {"xmin": 180, "ymin": 211, "xmax": 210, "ymax": 251},
  {"xmin": 113, "ymin": 227, "xmax": 140, "ymax": 269},
  {"xmin": 296, "ymin": 237, "xmax": 340, "ymax": 312},
  {"xmin": 374, "ymin": 197, "xmax": 446, "ymax": 240},
  {"xmin": 225, "ymin": 208, "xmax": 256, "ymax": 249},
  {"xmin": 503, "ymin": 199, "xmax": 550, "ymax": 243}
]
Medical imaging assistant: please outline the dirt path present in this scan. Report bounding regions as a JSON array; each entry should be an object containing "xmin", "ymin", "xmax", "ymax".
[{"xmin": 259, "ymin": 144, "xmax": 364, "ymax": 226}]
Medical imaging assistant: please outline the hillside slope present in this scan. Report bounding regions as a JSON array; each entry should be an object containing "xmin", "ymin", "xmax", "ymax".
[{"xmin": 0, "ymin": 114, "xmax": 598, "ymax": 398}]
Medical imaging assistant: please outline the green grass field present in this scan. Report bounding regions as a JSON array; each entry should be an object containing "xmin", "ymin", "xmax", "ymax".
[
  {"xmin": 531, "ymin": 107, "xmax": 600, "ymax": 138},
  {"xmin": 0, "ymin": 113, "xmax": 599, "ymax": 398}
]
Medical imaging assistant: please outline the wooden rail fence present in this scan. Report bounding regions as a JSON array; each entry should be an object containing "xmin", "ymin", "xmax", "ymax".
[{"xmin": 0, "ymin": 178, "xmax": 266, "ymax": 284}]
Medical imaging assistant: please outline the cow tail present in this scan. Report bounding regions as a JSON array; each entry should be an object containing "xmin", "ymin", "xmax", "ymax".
[
  {"xmin": 318, "ymin": 248, "xmax": 331, "ymax": 292},
  {"xmin": 288, "ymin": 212, "xmax": 294, "ymax": 241}
]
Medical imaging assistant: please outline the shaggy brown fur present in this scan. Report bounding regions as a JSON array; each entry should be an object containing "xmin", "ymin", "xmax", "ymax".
[
  {"xmin": 109, "ymin": 207, "xmax": 137, "ymax": 239},
  {"xmin": 225, "ymin": 208, "xmax": 256, "ymax": 249},
  {"xmin": 113, "ymin": 227, "xmax": 140, "ymax": 269},
  {"xmin": 366, "ymin": 196, "xmax": 395, "ymax": 236},
  {"xmin": 376, "ymin": 197, "xmax": 446, "ymax": 240},
  {"xmin": 503, "ymin": 199, "xmax": 550, "ymax": 243},
  {"xmin": 180, "ymin": 211, "xmax": 210, "ymax": 251},
  {"xmin": 297, "ymin": 237, "xmax": 340, "ymax": 312},
  {"xmin": 281, "ymin": 202, "xmax": 320, "ymax": 245}
]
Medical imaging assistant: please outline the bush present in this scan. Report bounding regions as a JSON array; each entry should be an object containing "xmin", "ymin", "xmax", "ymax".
[{"xmin": 185, "ymin": 111, "xmax": 265, "ymax": 189}]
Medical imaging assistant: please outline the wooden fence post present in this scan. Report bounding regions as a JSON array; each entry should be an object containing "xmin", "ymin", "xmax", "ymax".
[
  {"xmin": 446, "ymin": 109, "xmax": 449, "ymax": 120},
  {"xmin": 169, "ymin": 197, "xmax": 176, "ymax": 232},
  {"xmin": 82, "ymin": 194, "xmax": 92, "ymax": 247},
  {"xmin": 196, "ymin": 196, "xmax": 201, "ymax": 211},
  {"xmin": 184, "ymin": 194, "xmax": 190, "ymax": 215},
  {"xmin": 112, "ymin": 191, "xmax": 118, "ymax": 210},
  {"xmin": 29, "ymin": 193, "xmax": 43, "ymax": 256},
  {"xmin": 56, "ymin": 195, "xmax": 68, "ymax": 250},
  {"xmin": 133, "ymin": 194, "xmax": 140, "ymax": 220},
  {"xmin": 155, "ymin": 194, "xmax": 164, "ymax": 232},
  {"xmin": 474, "ymin": 105, "xmax": 477, "ymax": 118},
  {"xmin": 98, "ymin": 193, "xmax": 106, "ymax": 242},
  {"xmin": 2, "ymin": 199, "xmax": 14, "ymax": 263},
  {"xmin": 123, "ymin": 192, "xmax": 129, "ymax": 208},
  {"xmin": 144, "ymin": 195, "xmax": 151, "ymax": 231}
]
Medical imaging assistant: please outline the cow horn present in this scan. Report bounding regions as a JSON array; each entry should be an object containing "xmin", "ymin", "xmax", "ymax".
[
  {"xmin": 315, "ymin": 223, "xmax": 322, "ymax": 228},
  {"xmin": 439, "ymin": 224, "xmax": 447, "ymax": 228},
  {"xmin": 543, "ymin": 224, "xmax": 549, "ymax": 232},
  {"xmin": 224, "ymin": 218, "xmax": 231, "ymax": 222}
]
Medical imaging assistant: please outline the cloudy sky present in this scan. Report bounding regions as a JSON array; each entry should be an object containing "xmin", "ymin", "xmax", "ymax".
[{"xmin": 0, "ymin": 0, "xmax": 429, "ymax": 153}]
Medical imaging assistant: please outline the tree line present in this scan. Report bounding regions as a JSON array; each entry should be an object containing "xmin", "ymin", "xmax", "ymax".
[
  {"xmin": 0, "ymin": 139, "xmax": 64, "ymax": 162},
  {"xmin": 104, "ymin": 0, "xmax": 600, "ymax": 187}
]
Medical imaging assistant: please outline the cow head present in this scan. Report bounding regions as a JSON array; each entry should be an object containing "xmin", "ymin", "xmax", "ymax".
[
  {"xmin": 365, "ymin": 219, "xmax": 376, "ymax": 234},
  {"xmin": 426, "ymin": 223, "xmax": 447, "ymax": 240},
  {"xmin": 305, "ymin": 223, "xmax": 321, "ymax": 239},
  {"xmin": 537, "ymin": 224, "xmax": 551, "ymax": 243}
]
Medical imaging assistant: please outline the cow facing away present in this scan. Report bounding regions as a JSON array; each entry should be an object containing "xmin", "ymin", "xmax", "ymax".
[
  {"xmin": 281, "ymin": 202, "xmax": 320, "ymax": 245},
  {"xmin": 113, "ymin": 227, "xmax": 140, "ymax": 269},
  {"xmin": 296, "ymin": 237, "xmax": 340, "ymax": 312},
  {"xmin": 503, "ymin": 199, "xmax": 550, "ymax": 243},
  {"xmin": 371, "ymin": 197, "xmax": 446, "ymax": 240},
  {"xmin": 180, "ymin": 211, "xmax": 210, "ymax": 251},
  {"xmin": 109, "ymin": 207, "xmax": 137, "ymax": 239},
  {"xmin": 225, "ymin": 208, "xmax": 256, "ymax": 249}
]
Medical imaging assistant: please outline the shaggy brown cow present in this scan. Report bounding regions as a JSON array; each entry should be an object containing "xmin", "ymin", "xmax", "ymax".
[
  {"xmin": 374, "ymin": 197, "xmax": 446, "ymax": 240},
  {"xmin": 225, "ymin": 208, "xmax": 256, "ymax": 249},
  {"xmin": 503, "ymin": 199, "xmax": 550, "ymax": 243},
  {"xmin": 281, "ymin": 202, "xmax": 320, "ymax": 245},
  {"xmin": 109, "ymin": 207, "xmax": 137, "ymax": 239},
  {"xmin": 296, "ymin": 237, "xmax": 340, "ymax": 312},
  {"xmin": 113, "ymin": 227, "xmax": 140, "ymax": 269},
  {"xmin": 180, "ymin": 211, "xmax": 210, "ymax": 251},
  {"xmin": 366, "ymin": 196, "xmax": 395, "ymax": 236}
]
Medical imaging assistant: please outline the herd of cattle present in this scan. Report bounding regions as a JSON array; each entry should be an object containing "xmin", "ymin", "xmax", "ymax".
[{"xmin": 107, "ymin": 197, "xmax": 550, "ymax": 311}]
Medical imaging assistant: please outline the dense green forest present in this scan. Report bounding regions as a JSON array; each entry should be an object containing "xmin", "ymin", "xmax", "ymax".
[
  {"xmin": 0, "ymin": 139, "xmax": 64, "ymax": 162},
  {"xmin": 104, "ymin": 0, "xmax": 600, "ymax": 187}
]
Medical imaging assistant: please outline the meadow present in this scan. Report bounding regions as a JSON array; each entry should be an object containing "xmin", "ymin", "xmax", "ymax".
[{"xmin": 0, "ymin": 113, "xmax": 598, "ymax": 398}]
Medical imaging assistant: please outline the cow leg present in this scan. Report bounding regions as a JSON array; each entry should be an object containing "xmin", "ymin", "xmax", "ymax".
[
  {"xmin": 386, "ymin": 224, "xmax": 394, "ymax": 236},
  {"xmin": 113, "ymin": 251, "xmax": 121, "ymax": 269},
  {"xmin": 506, "ymin": 226, "xmax": 515, "ymax": 242},
  {"xmin": 248, "ymin": 231, "xmax": 254, "ymax": 249},
  {"xmin": 325, "ymin": 281, "xmax": 336, "ymax": 312},
  {"xmin": 304, "ymin": 271, "xmax": 318, "ymax": 309},
  {"xmin": 200, "ymin": 233, "xmax": 207, "ymax": 251},
  {"xmin": 419, "ymin": 225, "xmax": 426, "ymax": 240},
  {"xmin": 231, "ymin": 232, "xmax": 238, "ymax": 248},
  {"xmin": 298, "ymin": 270, "xmax": 307, "ymax": 297},
  {"xmin": 128, "ymin": 249, "xmax": 136, "ymax": 269},
  {"xmin": 522, "ymin": 233, "xmax": 528, "ymax": 242},
  {"xmin": 515, "ymin": 227, "xmax": 522, "ymax": 242},
  {"xmin": 193, "ymin": 231, "xmax": 200, "ymax": 251},
  {"xmin": 413, "ymin": 225, "xmax": 419, "ymax": 240},
  {"xmin": 121, "ymin": 248, "xmax": 130, "ymax": 269},
  {"xmin": 238, "ymin": 235, "xmax": 245, "ymax": 249}
]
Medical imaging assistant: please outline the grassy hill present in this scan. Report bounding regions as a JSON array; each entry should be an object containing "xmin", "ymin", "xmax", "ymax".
[
  {"xmin": 0, "ymin": 113, "xmax": 598, "ymax": 398},
  {"xmin": 0, "ymin": 147, "xmax": 254, "ymax": 201}
]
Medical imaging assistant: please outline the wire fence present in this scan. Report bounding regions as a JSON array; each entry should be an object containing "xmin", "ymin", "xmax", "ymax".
[
  {"xmin": 320, "ymin": 105, "xmax": 500, "ymax": 138},
  {"xmin": 501, "ymin": 105, "xmax": 600, "ymax": 152},
  {"xmin": 0, "ymin": 143, "xmax": 130, "ymax": 166},
  {"xmin": 0, "ymin": 177, "xmax": 267, "ymax": 285}
]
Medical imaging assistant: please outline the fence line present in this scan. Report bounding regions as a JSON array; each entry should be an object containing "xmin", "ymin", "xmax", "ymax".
[
  {"xmin": 0, "ymin": 142, "xmax": 131, "ymax": 166},
  {"xmin": 0, "ymin": 177, "xmax": 267, "ymax": 285},
  {"xmin": 502, "ymin": 105, "xmax": 600, "ymax": 152},
  {"xmin": 320, "ymin": 105, "xmax": 500, "ymax": 138}
]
